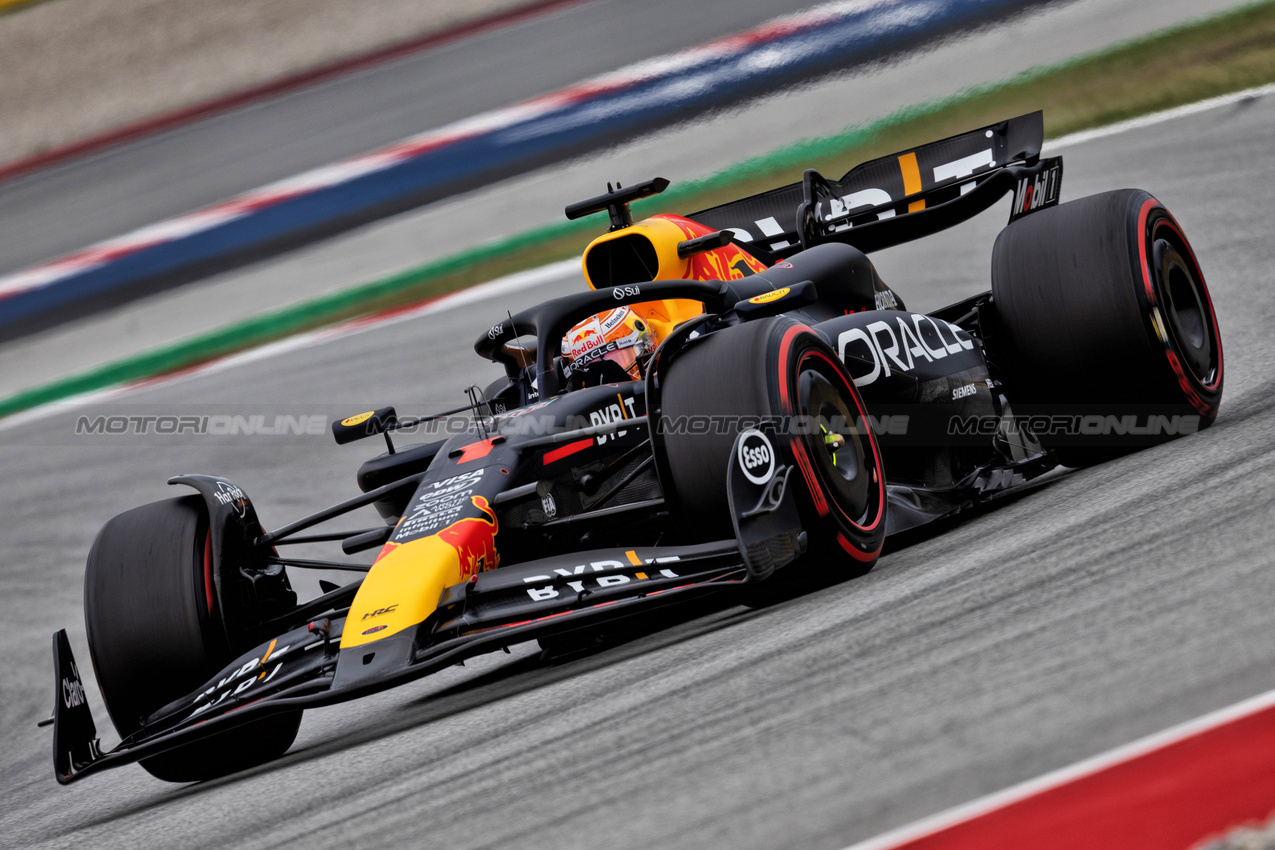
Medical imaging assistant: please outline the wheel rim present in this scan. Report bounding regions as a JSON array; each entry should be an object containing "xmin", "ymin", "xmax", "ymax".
[
  {"xmin": 797, "ymin": 367, "xmax": 873, "ymax": 525},
  {"xmin": 1149, "ymin": 218, "xmax": 1220, "ymax": 389}
]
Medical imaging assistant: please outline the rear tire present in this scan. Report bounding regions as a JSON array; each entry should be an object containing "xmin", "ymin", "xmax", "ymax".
[
  {"xmin": 658, "ymin": 317, "xmax": 886, "ymax": 577},
  {"xmin": 84, "ymin": 496, "xmax": 301, "ymax": 782},
  {"xmin": 991, "ymin": 189, "xmax": 1223, "ymax": 466}
]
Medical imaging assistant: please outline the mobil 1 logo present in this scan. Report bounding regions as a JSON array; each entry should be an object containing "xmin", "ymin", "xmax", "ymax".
[
  {"xmin": 1009, "ymin": 157, "xmax": 1063, "ymax": 223},
  {"xmin": 737, "ymin": 429, "xmax": 776, "ymax": 485}
]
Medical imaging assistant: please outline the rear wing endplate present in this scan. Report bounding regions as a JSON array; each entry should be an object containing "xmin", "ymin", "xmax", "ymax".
[{"xmin": 688, "ymin": 111, "xmax": 1061, "ymax": 259}]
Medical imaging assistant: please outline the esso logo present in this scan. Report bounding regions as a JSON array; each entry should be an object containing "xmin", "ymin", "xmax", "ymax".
[
  {"xmin": 737, "ymin": 429, "xmax": 776, "ymax": 485},
  {"xmin": 612, "ymin": 285, "xmax": 641, "ymax": 300}
]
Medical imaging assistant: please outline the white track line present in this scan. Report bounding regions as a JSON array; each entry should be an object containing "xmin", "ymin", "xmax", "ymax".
[
  {"xmin": 833, "ymin": 80, "xmax": 1275, "ymax": 850},
  {"xmin": 840, "ymin": 684, "xmax": 1275, "ymax": 850},
  {"xmin": 6, "ymin": 82, "xmax": 1272, "ymax": 431},
  {"xmin": 0, "ymin": 0, "xmax": 894, "ymax": 301},
  {"xmin": 1044, "ymin": 82, "xmax": 1275, "ymax": 152},
  {"xmin": 0, "ymin": 258, "xmax": 579, "ymax": 432}
]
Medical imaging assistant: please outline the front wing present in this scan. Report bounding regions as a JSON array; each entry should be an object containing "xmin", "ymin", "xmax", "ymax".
[{"xmin": 47, "ymin": 433, "xmax": 805, "ymax": 784}]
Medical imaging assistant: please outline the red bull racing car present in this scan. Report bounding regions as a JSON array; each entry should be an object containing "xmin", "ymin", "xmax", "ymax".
[{"xmin": 46, "ymin": 111, "xmax": 1223, "ymax": 784}]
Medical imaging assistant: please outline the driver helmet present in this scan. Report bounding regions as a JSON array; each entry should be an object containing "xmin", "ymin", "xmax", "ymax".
[{"xmin": 562, "ymin": 305, "xmax": 657, "ymax": 385}]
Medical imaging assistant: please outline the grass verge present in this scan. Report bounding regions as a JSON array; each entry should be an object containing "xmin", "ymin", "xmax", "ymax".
[{"xmin": 4, "ymin": 0, "xmax": 1275, "ymax": 419}]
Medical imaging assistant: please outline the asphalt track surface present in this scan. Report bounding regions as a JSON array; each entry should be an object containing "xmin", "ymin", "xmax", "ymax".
[
  {"xmin": 0, "ymin": 0, "xmax": 858, "ymax": 277},
  {"xmin": 2, "ymin": 93, "xmax": 1273, "ymax": 849}
]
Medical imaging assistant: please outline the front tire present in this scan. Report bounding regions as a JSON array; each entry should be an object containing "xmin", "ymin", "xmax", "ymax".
[
  {"xmin": 84, "ymin": 496, "xmax": 301, "ymax": 782},
  {"xmin": 991, "ymin": 189, "xmax": 1223, "ymax": 466},
  {"xmin": 658, "ymin": 317, "xmax": 887, "ymax": 577}
]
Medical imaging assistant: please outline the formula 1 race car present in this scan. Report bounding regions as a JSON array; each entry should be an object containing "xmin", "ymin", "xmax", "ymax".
[{"xmin": 46, "ymin": 111, "xmax": 1223, "ymax": 784}]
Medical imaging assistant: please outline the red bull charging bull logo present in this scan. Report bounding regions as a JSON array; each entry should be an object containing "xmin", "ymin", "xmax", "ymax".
[
  {"xmin": 656, "ymin": 214, "xmax": 768, "ymax": 281},
  {"xmin": 437, "ymin": 495, "xmax": 500, "ymax": 580}
]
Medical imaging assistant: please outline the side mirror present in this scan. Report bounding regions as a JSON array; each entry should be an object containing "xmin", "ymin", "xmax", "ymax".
[
  {"xmin": 331, "ymin": 406, "xmax": 397, "ymax": 445},
  {"xmin": 677, "ymin": 229, "xmax": 732, "ymax": 259}
]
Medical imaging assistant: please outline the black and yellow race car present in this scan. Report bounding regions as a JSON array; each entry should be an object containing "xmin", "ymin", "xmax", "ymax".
[{"xmin": 46, "ymin": 111, "xmax": 1222, "ymax": 784}]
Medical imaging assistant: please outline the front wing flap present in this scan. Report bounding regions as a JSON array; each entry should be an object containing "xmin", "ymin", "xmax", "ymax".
[{"xmin": 47, "ymin": 544, "xmax": 746, "ymax": 783}]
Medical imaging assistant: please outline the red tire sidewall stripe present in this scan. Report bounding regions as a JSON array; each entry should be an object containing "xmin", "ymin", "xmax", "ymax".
[
  {"xmin": 801, "ymin": 348, "xmax": 885, "ymax": 534},
  {"xmin": 777, "ymin": 323, "xmax": 885, "ymax": 540},
  {"xmin": 838, "ymin": 531, "xmax": 883, "ymax": 562},
  {"xmin": 203, "ymin": 529, "xmax": 215, "ymax": 617},
  {"xmin": 1157, "ymin": 215, "xmax": 1223, "ymax": 393},
  {"xmin": 779, "ymin": 325, "xmax": 831, "ymax": 518},
  {"xmin": 1137, "ymin": 198, "xmax": 1223, "ymax": 414},
  {"xmin": 790, "ymin": 439, "xmax": 831, "ymax": 517}
]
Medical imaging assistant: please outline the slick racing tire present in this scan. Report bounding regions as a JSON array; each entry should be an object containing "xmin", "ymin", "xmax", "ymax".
[
  {"xmin": 659, "ymin": 317, "xmax": 887, "ymax": 577},
  {"xmin": 991, "ymin": 189, "xmax": 1223, "ymax": 467},
  {"xmin": 84, "ymin": 496, "xmax": 301, "ymax": 782}
]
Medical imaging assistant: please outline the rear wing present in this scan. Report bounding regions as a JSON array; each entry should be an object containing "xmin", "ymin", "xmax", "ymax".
[{"xmin": 688, "ymin": 111, "xmax": 1061, "ymax": 260}]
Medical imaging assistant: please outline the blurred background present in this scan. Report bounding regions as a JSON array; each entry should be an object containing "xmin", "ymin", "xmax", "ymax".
[
  {"xmin": 2, "ymin": 1, "xmax": 1274, "ymax": 848},
  {"xmin": 0, "ymin": 0, "xmax": 1266, "ymax": 398}
]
